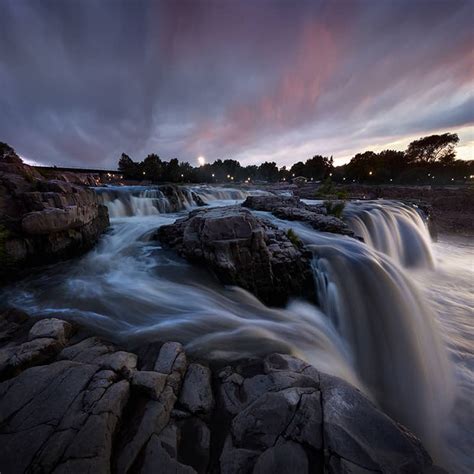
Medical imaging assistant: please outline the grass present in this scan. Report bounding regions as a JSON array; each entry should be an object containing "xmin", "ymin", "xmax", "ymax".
[
  {"xmin": 286, "ymin": 228, "xmax": 302, "ymax": 247},
  {"xmin": 324, "ymin": 201, "xmax": 346, "ymax": 218}
]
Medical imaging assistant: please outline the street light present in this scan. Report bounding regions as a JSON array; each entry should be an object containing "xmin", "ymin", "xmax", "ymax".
[{"xmin": 369, "ymin": 171, "xmax": 373, "ymax": 176}]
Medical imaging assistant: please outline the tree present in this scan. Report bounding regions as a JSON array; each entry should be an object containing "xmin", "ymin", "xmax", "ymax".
[
  {"xmin": 406, "ymin": 133, "xmax": 459, "ymax": 164},
  {"xmin": 143, "ymin": 154, "xmax": 163, "ymax": 181},
  {"xmin": 257, "ymin": 162, "xmax": 279, "ymax": 182},
  {"xmin": 118, "ymin": 153, "xmax": 138, "ymax": 179}
]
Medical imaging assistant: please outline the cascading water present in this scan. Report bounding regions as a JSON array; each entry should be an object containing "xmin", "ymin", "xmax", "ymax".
[
  {"xmin": 252, "ymin": 211, "xmax": 453, "ymax": 458},
  {"xmin": 95, "ymin": 185, "xmax": 248, "ymax": 217},
  {"xmin": 1, "ymin": 189, "xmax": 469, "ymax": 471},
  {"xmin": 343, "ymin": 200, "xmax": 434, "ymax": 268}
]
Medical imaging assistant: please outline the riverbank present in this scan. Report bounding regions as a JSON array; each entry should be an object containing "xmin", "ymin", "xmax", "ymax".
[{"xmin": 293, "ymin": 183, "xmax": 474, "ymax": 237}]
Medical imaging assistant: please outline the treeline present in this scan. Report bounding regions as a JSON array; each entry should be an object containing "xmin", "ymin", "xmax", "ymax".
[
  {"xmin": 118, "ymin": 132, "xmax": 473, "ymax": 184},
  {"xmin": 118, "ymin": 153, "xmax": 333, "ymax": 183}
]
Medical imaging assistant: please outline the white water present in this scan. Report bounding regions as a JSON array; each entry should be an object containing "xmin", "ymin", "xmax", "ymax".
[
  {"xmin": 96, "ymin": 185, "xmax": 248, "ymax": 217},
  {"xmin": 2, "ymin": 187, "xmax": 471, "ymax": 471},
  {"xmin": 343, "ymin": 200, "xmax": 434, "ymax": 268}
]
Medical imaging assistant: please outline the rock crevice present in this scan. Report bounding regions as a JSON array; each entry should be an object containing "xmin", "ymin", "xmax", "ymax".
[{"xmin": 0, "ymin": 312, "xmax": 441, "ymax": 474}]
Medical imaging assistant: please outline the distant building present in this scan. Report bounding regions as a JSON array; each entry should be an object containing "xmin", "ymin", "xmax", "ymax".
[{"xmin": 292, "ymin": 176, "xmax": 308, "ymax": 185}]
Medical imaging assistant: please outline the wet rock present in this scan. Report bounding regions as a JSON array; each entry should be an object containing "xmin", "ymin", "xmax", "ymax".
[
  {"xmin": 131, "ymin": 370, "xmax": 167, "ymax": 400},
  {"xmin": 253, "ymin": 440, "xmax": 309, "ymax": 474},
  {"xmin": 0, "ymin": 142, "xmax": 109, "ymax": 283},
  {"xmin": 179, "ymin": 363, "xmax": 214, "ymax": 414},
  {"xmin": 158, "ymin": 206, "xmax": 315, "ymax": 306},
  {"xmin": 0, "ymin": 323, "xmax": 441, "ymax": 474},
  {"xmin": 59, "ymin": 336, "xmax": 137, "ymax": 376},
  {"xmin": 231, "ymin": 386, "xmax": 318, "ymax": 450},
  {"xmin": 320, "ymin": 373, "xmax": 432, "ymax": 473},
  {"xmin": 0, "ymin": 360, "xmax": 129, "ymax": 474},
  {"xmin": 243, "ymin": 194, "xmax": 353, "ymax": 236},
  {"xmin": 327, "ymin": 455, "xmax": 378, "ymax": 473},
  {"xmin": 242, "ymin": 195, "xmax": 302, "ymax": 211},
  {"xmin": 28, "ymin": 317, "xmax": 74, "ymax": 344},
  {"xmin": 155, "ymin": 341, "xmax": 186, "ymax": 374},
  {"xmin": 115, "ymin": 385, "xmax": 177, "ymax": 473},
  {"xmin": 0, "ymin": 308, "xmax": 29, "ymax": 343},
  {"xmin": 0, "ymin": 336, "xmax": 63, "ymax": 379},
  {"xmin": 155, "ymin": 341, "xmax": 188, "ymax": 394},
  {"xmin": 176, "ymin": 417, "xmax": 211, "ymax": 473},
  {"xmin": 141, "ymin": 434, "xmax": 197, "ymax": 474},
  {"xmin": 219, "ymin": 436, "xmax": 260, "ymax": 474}
]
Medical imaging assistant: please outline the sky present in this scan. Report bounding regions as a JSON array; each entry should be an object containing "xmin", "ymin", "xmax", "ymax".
[{"xmin": 1, "ymin": 0, "xmax": 473, "ymax": 169}]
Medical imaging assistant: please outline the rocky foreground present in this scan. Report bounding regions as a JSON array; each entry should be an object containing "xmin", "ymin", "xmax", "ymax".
[{"xmin": 0, "ymin": 309, "xmax": 441, "ymax": 474}]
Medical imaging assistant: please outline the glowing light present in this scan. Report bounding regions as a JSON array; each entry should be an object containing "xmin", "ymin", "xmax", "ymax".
[
  {"xmin": 211, "ymin": 173, "xmax": 215, "ymax": 177},
  {"xmin": 181, "ymin": 174, "xmax": 184, "ymax": 178},
  {"xmin": 197, "ymin": 156, "xmax": 206, "ymax": 166},
  {"xmin": 369, "ymin": 171, "xmax": 373, "ymax": 176},
  {"xmin": 227, "ymin": 174, "xmax": 230, "ymax": 179},
  {"xmin": 142, "ymin": 171, "xmax": 146, "ymax": 175}
]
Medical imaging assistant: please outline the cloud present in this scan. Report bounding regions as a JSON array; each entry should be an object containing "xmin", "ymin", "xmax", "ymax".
[{"xmin": 0, "ymin": 0, "xmax": 472, "ymax": 168}]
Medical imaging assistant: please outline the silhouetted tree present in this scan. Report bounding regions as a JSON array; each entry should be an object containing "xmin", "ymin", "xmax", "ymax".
[
  {"xmin": 143, "ymin": 154, "xmax": 163, "ymax": 182},
  {"xmin": 406, "ymin": 133, "xmax": 459, "ymax": 164},
  {"xmin": 118, "ymin": 153, "xmax": 139, "ymax": 179}
]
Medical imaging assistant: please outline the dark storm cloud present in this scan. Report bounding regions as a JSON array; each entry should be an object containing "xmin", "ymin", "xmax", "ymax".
[{"xmin": 0, "ymin": 0, "xmax": 472, "ymax": 167}]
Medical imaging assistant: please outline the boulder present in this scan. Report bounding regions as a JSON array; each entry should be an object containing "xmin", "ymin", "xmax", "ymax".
[
  {"xmin": 0, "ymin": 361, "xmax": 129, "ymax": 474},
  {"xmin": 131, "ymin": 370, "xmax": 167, "ymax": 400},
  {"xmin": 158, "ymin": 206, "xmax": 315, "ymax": 306},
  {"xmin": 28, "ymin": 317, "xmax": 74, "ymax": 344},
  {"xmin": 179, "ymin": 363, "xmax": 214, "ymax": 414},
  {"xmin": 320, "ymin": 373, "xmax": 432, "ymax": 473},
  {"xmin": 253, "ymin": 441, "xmax": 309, "ymax": 474},
  {"xmin": 242, "ymin": 195, "xmax": 354, "ymax": 236},
  {"xmin": 0, "ymin": 316, "xmax": 442, "ymax": 474},
  {"xmin": 0, "ymin": 143, "xmax": 109, "ymax": 283}
]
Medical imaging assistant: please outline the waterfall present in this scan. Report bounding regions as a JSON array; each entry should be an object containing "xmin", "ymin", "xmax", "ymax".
[
  {"xmin": 2, "ymin": 196, "xmax": 459, "ymax": 467},
  {"xmin": 95, "ymin": 185, "xmax": 248, "ymax": 217},
  {"xmin": 253, "ymin": 212, "xmax": 453, "ymax": 457},
  {"xmin": 344, "ymin": 200, "xmax": 434, "ymax": 268}
]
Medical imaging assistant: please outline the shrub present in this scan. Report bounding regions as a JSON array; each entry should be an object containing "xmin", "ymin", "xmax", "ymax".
[
  {"xmin": 325, "ymin": 201, "xmax": 346, "ymax": 218},
  {"xmin": 286, "ymin": 228, "xmax": 302, "ymax": 247}
]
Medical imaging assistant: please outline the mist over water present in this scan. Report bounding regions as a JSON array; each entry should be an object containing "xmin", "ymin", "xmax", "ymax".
[{"xmin": 2, "ymin": 186, "xmax": 471, "ymax": 472}]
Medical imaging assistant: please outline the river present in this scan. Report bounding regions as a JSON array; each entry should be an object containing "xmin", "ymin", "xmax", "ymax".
[{"xmin": 1, "ymin": 186, "xmax": 472, "ymax": 472}]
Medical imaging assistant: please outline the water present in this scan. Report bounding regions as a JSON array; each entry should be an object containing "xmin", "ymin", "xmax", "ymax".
[
  {"xmin": 343, "ymin": 200, "xmax": 434, "ymax": 268},
  {"xmin": 1, "ymin": 187, "xmax": 472, "ymax": 471},
  {"xmin": 95, "ymin": 185, "xmax": 248, "ymax": 217}
]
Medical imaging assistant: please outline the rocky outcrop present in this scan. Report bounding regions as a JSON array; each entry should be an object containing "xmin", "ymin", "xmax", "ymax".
[
  {"xmin": 0, "ymin": 311, "xmax": 440, "ymax": 474},
  {"xmin": 157, "ymin": 206, "xmax": 315, "ymax": 306},
  {"xmin": 0, "ymin": 143, "xmax": 109, "ymax": 282},
  {"xmin": 242, "ymin": 195, "xmax": 354, "ymax": 236}
]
